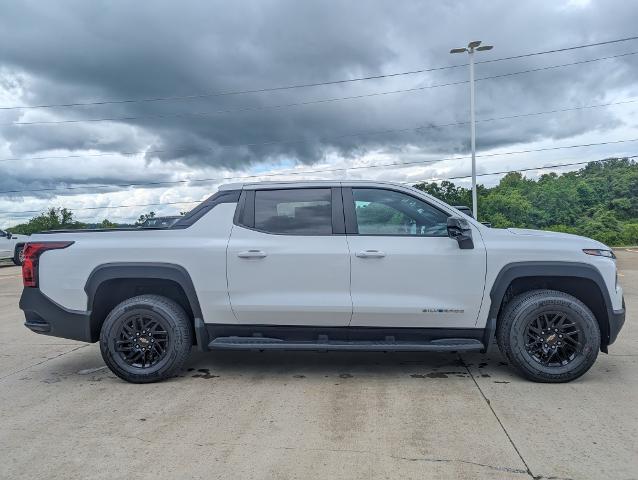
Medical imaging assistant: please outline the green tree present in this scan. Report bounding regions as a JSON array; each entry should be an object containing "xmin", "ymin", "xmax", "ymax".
[
  {"xmin": 135, "ymin": 211, "xmax": 156, "ymax": 226},
  {"xmin": 8, "ymin": 208, "xmax": 86, "ymax": 235},
  {"xmin": 98, "ymin": 219, "xmax": 118, "ymax": 229},
  {"xmin": 418, "ymin": 158, "xmax": 638, "ymax": 246}
]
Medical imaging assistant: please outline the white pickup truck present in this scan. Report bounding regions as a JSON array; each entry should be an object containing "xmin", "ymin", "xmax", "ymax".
[
  {"xmin": 0, "ymin": 229, "xmax": 28, "ymax": 265},
  {"xmin": 18, "ymin": 180, "xmax": 625, "ymax": 383}
]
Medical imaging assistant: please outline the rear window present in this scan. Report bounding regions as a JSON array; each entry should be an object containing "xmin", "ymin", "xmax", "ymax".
[{"xmin": 254, "ymin": 189, "xmax": 333, "ymax": 235}]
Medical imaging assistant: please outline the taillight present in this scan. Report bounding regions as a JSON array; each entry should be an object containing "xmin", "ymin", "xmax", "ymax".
[{"xmin": 22, "ymin": 242, "xmax": 74, "ymax": 288}]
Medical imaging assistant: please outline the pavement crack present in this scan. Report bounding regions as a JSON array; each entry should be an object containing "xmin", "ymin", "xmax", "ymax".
[
  {"xmin": 459, "ymin": 353, "xmax": 536, "ymax": 479},
  {"xmin": 124, "ymin": 433, "xmax": 549, "ymax": 477},
  {"xmin": 0, "ymin": 344, "xmax": 90, "ymax": 381},
  {"xmin": 390, "ymin": 455, "xmax": 528, "ymax": 474}
]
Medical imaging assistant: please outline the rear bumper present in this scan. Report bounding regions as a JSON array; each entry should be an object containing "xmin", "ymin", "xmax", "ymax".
[
  {"xmin": 19, "ymin": 288, "xmax": 96, "ymax": 342},
  {"xmin": 608, "ymin": 297, "xmax": 626, "ymax": 346}
]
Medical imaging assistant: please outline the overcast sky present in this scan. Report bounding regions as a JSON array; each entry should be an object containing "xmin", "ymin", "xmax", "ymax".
[{"xmin": 1, "ymin": 0, "xmax": 638, "ymax": 227}]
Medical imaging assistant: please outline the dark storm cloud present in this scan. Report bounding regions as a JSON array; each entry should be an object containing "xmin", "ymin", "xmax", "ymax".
[{"xmin": 1, "ymin": 0, "xmax": 638, "ymax": 196}]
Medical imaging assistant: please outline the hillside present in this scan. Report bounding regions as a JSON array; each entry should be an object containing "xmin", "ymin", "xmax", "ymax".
[{"xmin": 414, "ymin": 157, "xmax": 638, "ymax": 246}]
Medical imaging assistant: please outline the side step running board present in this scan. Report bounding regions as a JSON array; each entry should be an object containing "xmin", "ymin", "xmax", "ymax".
[{"xmin": 208, "ymin": 336, "xmax": 484, "ymax": 352}]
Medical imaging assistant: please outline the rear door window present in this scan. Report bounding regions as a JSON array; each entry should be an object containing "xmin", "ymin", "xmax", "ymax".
[{"xmin": 254, "ymin": 188, "xmax": 333, "ymax": 235}]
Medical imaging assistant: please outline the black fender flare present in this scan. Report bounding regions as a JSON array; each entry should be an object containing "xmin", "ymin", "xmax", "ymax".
[
  {"xmin": 483, "ymin": 261, "xmax": 613, "ymax": 351},
  {"xmin": 84, "ymin": 262, "xmax": 203, "ymax": 318},
  {"xmin": 84, "ymin": 262, "xmax": 206, "ymax": 347}
]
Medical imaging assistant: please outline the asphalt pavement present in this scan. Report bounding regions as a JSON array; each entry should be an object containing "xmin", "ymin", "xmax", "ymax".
[{"xmin": 0, "ymin": 252, "xmax": 636, "ymax": 479}]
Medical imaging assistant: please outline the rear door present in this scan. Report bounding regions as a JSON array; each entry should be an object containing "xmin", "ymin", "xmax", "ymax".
[
  {"xmin": 227, "ymin": 187, "xmax": 352, "ymax": 326},
  {"xmin": 344, "ymin": 186, "xmax": 487, "ymax": 328}
]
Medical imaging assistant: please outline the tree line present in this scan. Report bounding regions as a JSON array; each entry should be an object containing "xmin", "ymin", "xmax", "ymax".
[
  {"xmin": 6, "ymin": 157, "xmax": 638, "ymax": 246},
  {"xmin": 415, "ymin": 157, "xmax": 638, "ymax": 246}
]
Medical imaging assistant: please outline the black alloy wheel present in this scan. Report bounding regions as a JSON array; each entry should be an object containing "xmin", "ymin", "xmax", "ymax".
[
  {"xmin": 100, "ymin": 294, "xmax": 192, "ymax": 383},
  {"xmin": 524, "ymin": 311, "xmax": 581, "ymax": 367},
  {"xmin": 115, "ymin": 311, "xmax": 170, "ymax": 368},
  {"xmin": 496, "ymin": 289, "xmax": 600, "ymax": 383}
]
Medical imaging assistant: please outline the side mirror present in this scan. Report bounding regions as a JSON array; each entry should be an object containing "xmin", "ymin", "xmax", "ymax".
[
  {"xmin": 447, "ymin": 216, "xmax": 474, "ymax": 249},
  {"xmin": 453, "ymin": 205, "xmax": 473, "ymax": 218}
]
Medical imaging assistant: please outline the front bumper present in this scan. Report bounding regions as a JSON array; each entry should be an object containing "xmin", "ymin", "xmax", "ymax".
[
  {"xmin": 608, "ymin": 297, "xmax": 626, "ymax": 346},
  {"xmin": 20, "ymin": 288, "xmax": 96, "ymax": 342}
]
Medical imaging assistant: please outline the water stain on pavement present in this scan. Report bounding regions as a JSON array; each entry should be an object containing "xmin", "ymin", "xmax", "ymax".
[
  {"xmin": 191, "ymin": 368, "xmax": 220, "ymax": 379},
  {"xmin": 410, "ymin": 371, "xmax": 468, "ymax": 379}
]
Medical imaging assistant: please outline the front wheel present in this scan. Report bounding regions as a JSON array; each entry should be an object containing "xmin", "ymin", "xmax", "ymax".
[
  {"xmin": 496, "ymin": 289, "xmax": 600, "ymax": 383},
  {"xmin": 13, "ymin": 245, "xmax": 24, "ymax": 266},
  {"xmin": 100, "ymin": 294, "xmax": 193, "ymax": 383}
]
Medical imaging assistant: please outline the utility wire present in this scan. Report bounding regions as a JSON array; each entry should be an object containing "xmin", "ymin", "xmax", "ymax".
[
  {"xmin": 7, "ymin": 51, "xmax": 638, "ymax": 127},
  {"xmin": 3, "ymin": 155, "xmax": 633, "ymax": 216},
  {"xmin": 6, "ymin": 51, "xmax": 637, "ymax": 127},
  {"xmin": 421, "ymin": 156, "xmax": 638, "ymax": 182},
  {"xmin": 2, "ymin": 201, "xmax": 199, "ymax": 216},
  {"xmin": 1, "ymin": 97, "xmax": 636, "ymax": 164},
  {"xmin": 3, "ymin": 137, "xmax": 638, "ymax": 196},
  {"xmin": 1, "ymin": 35, "xmax": 637, "ymax": 111}
]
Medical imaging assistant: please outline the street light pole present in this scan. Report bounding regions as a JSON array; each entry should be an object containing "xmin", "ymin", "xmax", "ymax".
[
  {"xmin": 469, "ymin": 47, "xmax": 477, "ymax": 220},
  {"xmin": 450, "ymin": 40, "xmax": 493, "ymax": 220}
]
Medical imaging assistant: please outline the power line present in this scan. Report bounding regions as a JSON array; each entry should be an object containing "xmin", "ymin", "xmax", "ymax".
[
  {"xmin": 2, "ymin": 200, "xmax": 199, "ymax": 216},
  {"xmin": 475, "ymin": 36, "xmax": 638, "ymax": 64},
  {"xmin": 424, "ymin": 157, "xmax": 637, "ymax": 182},
  {"xmin": 1, "ymin": 96, "xmax": 637, "ymax": 164},
  {"xmin": 2, "ymin": 156, "xmax": 633, "ymax": 216},
  {"xmin": 1, "ymin": 35, "xmax": 637, "ymax": 111},
  {"xmin": 6, "ymin": 50, "xmax": 637, "ymax": 127},
  {"xmin": 3, "ymin": 137, "xmax": 638, "ymax": 196}
]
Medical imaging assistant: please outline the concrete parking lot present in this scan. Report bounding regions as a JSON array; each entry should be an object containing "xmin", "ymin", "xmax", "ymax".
[{"xmin": 0, "ymin": 253, "xmax": 636, "ymax": 480}]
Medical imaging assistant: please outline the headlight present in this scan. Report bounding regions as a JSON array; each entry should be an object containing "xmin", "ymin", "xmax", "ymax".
[{"xmin": 583, "ymin": 248, "xmax": 616, "ymax": 259}]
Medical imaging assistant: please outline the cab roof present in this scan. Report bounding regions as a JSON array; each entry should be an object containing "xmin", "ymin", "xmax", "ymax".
[{"xmin": 218, "ymin": 179, "xmax": 410, "ymax": 191}]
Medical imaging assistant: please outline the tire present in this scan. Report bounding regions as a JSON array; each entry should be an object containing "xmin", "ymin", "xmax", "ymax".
[
  {"xmin": 100, "ymin": 294, "xmax": 192, "ymax": 383},
  {"xmin": 496, "ymin": 289, "xmax": 600, "ymax": 383},
  {"xmin": 12, "ymin": 245, "xmax": 24, "ymax": 266}
]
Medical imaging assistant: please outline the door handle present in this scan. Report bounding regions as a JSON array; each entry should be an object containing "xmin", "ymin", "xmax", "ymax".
[
  {"xmin": 355, "ymin": 250, "xmax": 386, "ymax": 258},
  {"xmin": 237, "ymin": 250, "xmax": 267, "ymax": 259}
]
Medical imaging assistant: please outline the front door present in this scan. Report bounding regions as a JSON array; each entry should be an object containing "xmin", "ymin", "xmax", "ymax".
[
  {"xmin": 0, "ymin": 231, "xmax": 11, "ymax": 259},
  {"xmin": 227, "ymin": 187, "xmax": 352, "ymax": 326},
  {"xmin": 344, "ymin": 187, "xmax": 487, "ymax": 329}
]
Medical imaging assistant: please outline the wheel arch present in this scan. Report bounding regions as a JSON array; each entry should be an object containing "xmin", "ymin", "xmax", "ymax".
[
  {"xmin": 85, "ymin": 263, "xmax": 204, "ymax": 344},
  {"xmin": 486, "ymin": 262, "xmax": 613, "ymax": 352}
]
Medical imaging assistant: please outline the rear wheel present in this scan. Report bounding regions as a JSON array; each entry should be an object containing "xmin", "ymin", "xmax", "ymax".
[
  {"xmin": 12, "ymin": 245, "xmax": 24, "ymax": 266},
  {"xmin": 100, "ymin": 294, "xmax": 192, "ymax": 383},
  {"xmin": 496, "ymin": 289, "xmax": 600, "ymax": 383}
]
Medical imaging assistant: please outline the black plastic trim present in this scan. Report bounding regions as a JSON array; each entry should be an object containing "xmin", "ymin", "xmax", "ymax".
[
  {"xmin": 204, "ymin": 324, "xmax": 484, "ymax": 343},
  {"xmin": 85, "ymin": 262, "xmax": 203, "ymax": 318},
  {"xmin": 37, "ymin": 190, "xmax": 241, "ymax": 234},
  {"xmin": 486, "ymin": 261, "xmax": 619, "ymax": 352},
  {"xmin": 342, "ymin": 187, "xmax": 358, "ymax": 234},
  {"xmin": 209, "ymin": 337, "xmax": 484, "ymax": 352},
  {"xmin": 609, "ymin": 299, "xmax": 626, "ymax": 345},
  {"xmin": 331, "ymin": 187, "xmax": 345, "ymax": 234},
  {"xmin": 173, "ymin": 190, "xmax": 240, "ymax": 228},
  {"xmin": 233, "ymin": 189, "xmax": 248, "ymax": 226},
  {"xmin": 20, "ymin": 288, "xmax": 95, "ymax": 342}
]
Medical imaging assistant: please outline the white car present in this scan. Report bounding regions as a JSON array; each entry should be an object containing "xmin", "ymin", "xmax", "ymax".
[
  {"xmin": 0, "ymin": 229, "xmax": 28, "ymax": 265},
  {"xmin": 18, "ymin": 180, "xmax": 625, "ymax": 384}
]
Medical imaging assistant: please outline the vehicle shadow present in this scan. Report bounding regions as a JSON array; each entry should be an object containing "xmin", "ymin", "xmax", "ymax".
[
  {"xmin": 178, "ymin": 346, "xmax": 509, "ymax": 380},
  {"xmin": 32, "ymin": 343, "xmax": 511, "ymax": 384}
]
